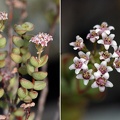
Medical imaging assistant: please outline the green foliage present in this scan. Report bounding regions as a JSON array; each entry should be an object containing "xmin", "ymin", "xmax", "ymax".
[
  {"xmin": 32, "ymin": 71, "xmax": 47, "ymax": 80},
  {"xmin": 0, "ymin": 51, "xmax": 7, "ymax": 60},
  {"xmin": 29, "ymin": 90, "xmax": 38, "ymax": 99},
  {"xmin": 39, "ymin": 55, "xmax": 48, "ymax": 67},
  {"xmin": 18, "ymin": 87, "xmax": 28, "ymax": 99},
  {"xmin": 12, "ymin": 36, "xmax": 24, "ymax": 47},
  {"xmin": 0, "ymin": 36, "xmax": 6, "ymax": 48},
  {"xmin": 34, "ymin": 81, "xmax": 46, "ymax": 90},
  {"xmin": 11, "ymin": 53, "xmax": 22, "ymax": 63},
  {"xmin": 0, "ymin": 88, "xmax": 4, "ymax": 98},
  {"xmin": 30, "ymin": 56, "xmax": 39, "ymax": 67}
]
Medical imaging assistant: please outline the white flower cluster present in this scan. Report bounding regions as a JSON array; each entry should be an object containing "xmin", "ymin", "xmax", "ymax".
[
  {"xmin": 29, "ymin": 32, "xmax": 53, "ymax": 47},
  {"xmin": 69, "ymin": 22, "xmax": 120, "ymax": 92},
  {"xmin": 0, "ymin": 12, "xmax": 8, "ymax": 21}
]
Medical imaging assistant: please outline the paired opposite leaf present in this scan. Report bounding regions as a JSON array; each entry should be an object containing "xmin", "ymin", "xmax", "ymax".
[
  {"xmin": 29, "ymin": 90, "xmax": 38, "ymax": 99},
  {"xmin": 27, "ymin": 63, "xmax": 34, "ymax": 75},
  {"xmin": 39, "ymin": 55, "xmax": 48, "ymax": 67},
  {"xmin": 0, "ymin": 88, "xmax": 4, "ymax": 98},
  {"xmin": 18, "ymin": 66, "xmax": 27, "ymax": 75},
  {"xmin": 11, "ymin": 53, "xmax": 22, "ymax": 63},
  {"xmin": 0, "ymin": 60, "xmax": 5, "ymax": 68},
  {"xmin": 34, "ymin": 81, "xmax": 46, "ymax": 91},
  {"xmin": 22, "ymin": 52, "xmax": 31, "ymax": 63},
  {"xmin": 14, "ymin": 108, "xmax": 24, "ymax": 116},
  {"xmin": 18, "ymin": 87, "xmax": 28, "ymax": 99},
  {"xmin": 12, "ymin": 36, "xmax": 24, "ymax": 47},
  {"xmin": 0, "ymin": 51, "xmax": 7, "ymax": 60},
  {"xmin": 23, "ymin": 96, "xmax": 32, "ymax": 103},
  {"xmin": 30, "ymin": 56, "xmax": 39, "ymax": 67},
  {"xmin": 20, "ymin": 78, "xmax": 33, "ymax": 89},
  {"xmin": 32, "ymin": 71, "xmax": 47, "ymax": 81},
  {"xmin": 12, "ymin": 48, "xmax": 20, "ymax": 54},
  {"xmin": 0, "ymin": 37, "xmax": 6, "ymax": 48}
]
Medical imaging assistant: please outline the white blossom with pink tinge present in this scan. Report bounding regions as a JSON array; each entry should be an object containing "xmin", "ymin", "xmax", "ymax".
[
  {"xmin": 69, "ymin": 35, "xmax": 84, "ymax": 50},
  {"xmin": 99, "ymin": 51, "xmax": 112, "ymax": 62},
  {"xmin": 97, "ymin": 33, "xmax": 117, "ymax": 50},
  {"xmin": 112, "ymin": 45, "xmax": 120, "ymax": 58},
  {"xmin": 94, "ymin": 22, "xmax": 114, "ymax": 35},
  {"xmin": 0, "ymin": 12, "xmax": 8, "ymax": 20},
  {"xmin": 78, "ymin": 51, "xmax": 90, "ymax": 64},
  {"xmin": 69, "ymin": 57, "xmax": 88, "ymax": 74},
  {"xmin": 86, "ymin": 30, "xmax": 99, "ymax": 43},
  {"xmin": 76, "ymin": 69, "xmax": 94, "ymax": 85},
  {"xmin": 91, "ymin": 72, "xmax": 113, "ymax": 92},
  {"xmin": 113, "ymin": 58, "xmax": 120, "ymax": 72},
  {"xmin": 29, "ymin": 32, "xmax": 53, "ymax": 47},
  {"xmin": 94, "ymin": 61, "xmax": 113, "ymax": 76}
]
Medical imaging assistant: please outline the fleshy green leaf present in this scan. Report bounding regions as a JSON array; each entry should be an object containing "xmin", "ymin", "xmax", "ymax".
[
  {"xmin": 14, "ymin": 108, "xmax": 24, "ymax": 116},
  {"xmin": 0, "ymin": 37, "xmax": 6, "ymax": 48},
  {"xmin": 21, "ymin": 22, "xmax": 34, "ymax": 31},
  {"xmin": 0, "ymin": 51, "xmax": 7, "ymax": 60},
  {"xmin": 23, "ymin": 96, "xmax": 32, "ymax": 103},
  {"xmin": 12, "ymin": 48, "xmax": 20, "ymax": 54},
  {"xmin": 22, "ymin": 52, "xmax": 31, "ymax": 63},
  {"xmin": 32, "ymin": 71, "xmax": 47, "ymax": 80},
  {"xmin": 0, "ymin": 60, "xmax": 5, "ymax": 68},
  {"xmin": 18, "ymin": 66, "xmax": 27, "ymax": 75},
  {"xmin": 0, "ymin": 88, "xmax": 4, "ymax": 98},
  {"xmin": 30, "ymin": 56, "xmax": 39, "ymax": 67},
  {"xmin": 14, "ymin": 24, "xmax": 26, "ymax": 35},
  {"xmin": 39, "ymin": 55, "xmax": 48, "ymax": 67},
  {"xmin": 20, "ymin": 78, "xmax": 33, "ymax": 89},
  {"xmin": 18, "ymin": 87, "xmax": 28, "ymax": 99},
  {"xmin": 29, "ymin": 90, "xmax": 38, "ymax": 99},
  {"xmin": 12, "ymin": 36, "xmax": 24, "ymax": 47},
  {"xmin": 11, "ymin": 53, "xmax": 22, "ymax": 63},
  {"xmin": 27, "ymin": 63, "xmax": 34, "ymax": 75},
  {"xmin": 34, "ymin": 81, "xmax": 46, "ymax": 91}
]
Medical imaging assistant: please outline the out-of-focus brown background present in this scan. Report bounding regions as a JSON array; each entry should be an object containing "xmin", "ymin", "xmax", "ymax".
[
  {"xmin": 0, "ymin": 0, "xmax": 59, "ymax": 120},
  {"xmin": 62, "ymin": 0, "xmax": 120, "ymax": 120}
]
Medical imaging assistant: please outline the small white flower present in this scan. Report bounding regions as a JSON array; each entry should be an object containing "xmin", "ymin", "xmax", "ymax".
[
  {"xmin": 94, "ymin": 22, "xmax": 114, "ymax": 35},
  {"xmin": 76, "ymin": 69, "xmax": 94, "ymax": 85},
  {"xmin": 69, "ymin": 57, "xmax": 88, "ymax": 74},
  {"xmin": 94, "ymin": 61, "xmax": 113, "ymax": 75},
  {"xmin": 113, "ymin": 58, "xmax": 120, "ymax": 72},
  {"xmin": 99, "ymin": 51, "xmax": 112, "ymax": 62},
  {"xmin": 112, "ymin": 45, "xmax": 120, "ymax": 58},
  {"xmin": 97, "ymin": 33, "xmax": 117, "ymax": 50},
  {"xmin": 86, "ymin": 30, "xmax": 99, "ymax": 43},
  {"xmin": 69, "ymin": 35, "xmax": 84, "ymax": 50},
  {"xmin": 29, "ymin": 32, "xmax": 53, "ymax": 47},
  {"xmin": 78, "ymin": 51, "xmax": 90, "ymax": 64},
  {"xmin": 91, "ymin": 72, "xmax": 113, "ymax": 92}
]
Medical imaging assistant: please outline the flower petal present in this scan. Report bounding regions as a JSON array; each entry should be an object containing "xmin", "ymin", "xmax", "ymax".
[
  {"xmin": 101, "ymin": 61, "xmax": 107, "ymax": 66},
  {"xmin": 93, "ymin": 25, "xmax": 100, "ymax": 28},
  {"xmin": 104, "ymin": 45, "xmax": 110, "ymax": 50},
  {"xmin": 97, "ymin": 40, "xmax": 104, "ymax": 44},
  {"xmin": 99, "ymin": 86, "xmax": 105, "ymax": 92},
  {"xmin": 73, "ymin": 57, "xmax": 79, "ymax": 63},
  {"xmin": 104, "ymin": 30, "xmax": 110, "ymax": 34},
  {"xmin": 112, "ymin": 52, "xmax": 118, "ymax": 58},
  {"xmin": 94, "ymin": 71, "xmax": 101, "ymax": 79},
  {"xmin": 90, "ymin": 38, "xmax": 96, "ymax": 43},
  {"xmin": 102, "ymin": 33, "xmax": 107, "ymax": 38},
  {"xmin": 75, "ymin": 69, "xmax": 81, "ymax": 74},
  {"xmin": 91, "ymin": 82, "xmax": 98, "ymax": 88},
  {"xmin": 109, "ymin": 34, "xmax": 115, "ymax": 39},
  {"xmin": 82, "ymin": 64, "xmax": 88, "ymax": 70},
  {"xmin": 94, "ymin": 63, "xmax": 100, "ymax": 69},
  {"xmin": 76, "ymin": 74, "xmax": 83, "ymax": 79},
  {"xmin": 106, "ymin": 81, "xmax": 113, "ymax": 87},
  {"xmin": 103, "ymin": 72, "xmax": 109, "ymax": 79},
  {"xmin": 108, "ymin": 26, "xmax": 115, "ymax": 30},
  {"xmin": 78, "ymin": 51, "xmax": 85, "ymax": 56},
  {"xmin": 69, "ymin": 42, "xmax": 75, "ymax": 46},
  {"xmin": 111, "ymin": 40, "xmax": 117, "ymax": 46},
  {"xmin": 90, "ymin": 75, "xmax": 94, "ymax": 80},
  {"xmin": 86, "ymin": 52, "xmax": 90, "ymax": 57},
  {"xmin": 84, "ymin": 80, "xmax": 89, "ymax": 85},
  {"xmin": 107, "ymin": 66, "xmax": 113, "ymax": 72},
  {"xmin": 116, "ymin": 68, "xmax": 120, "ymax": 72},
  {"xmin": 69, "ymin": 64, "xmax": 75, "ymax": 70}
]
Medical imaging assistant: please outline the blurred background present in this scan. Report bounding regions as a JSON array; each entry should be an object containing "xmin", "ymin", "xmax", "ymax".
[
  {"xmin": 0, "ymin": 0, "xmax": 59, "ymax": 120},
  {"xmin": 62, "ymin": 0, "xmax": 120, "ymax": 120}
]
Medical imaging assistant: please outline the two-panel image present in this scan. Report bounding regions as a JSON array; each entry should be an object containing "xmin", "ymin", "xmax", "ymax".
[{"xmin": 0, "ymin": 0, "xmax": 120, "ymax": 120}]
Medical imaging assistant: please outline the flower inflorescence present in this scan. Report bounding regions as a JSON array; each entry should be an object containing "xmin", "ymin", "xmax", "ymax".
[
  {"xmin": 29, "ymin": 32, "xmax": 53, "ymax": 47},
  {"xmin": 69, "ymin": 22, "xmax": 120, "ymax": 92},
  {"xmin": 0, "ymin": 12, "xmax": 8, "ymax": 21}
]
